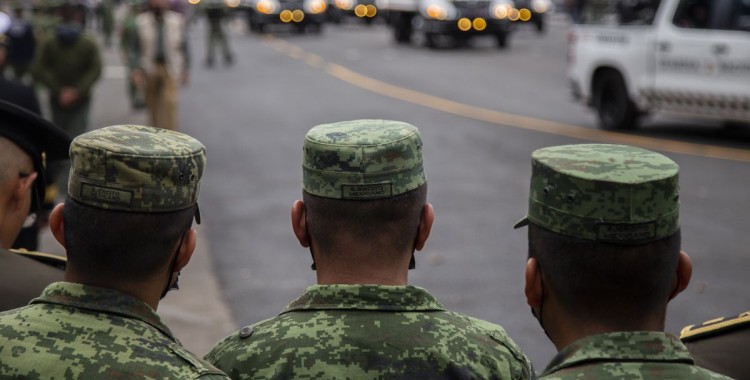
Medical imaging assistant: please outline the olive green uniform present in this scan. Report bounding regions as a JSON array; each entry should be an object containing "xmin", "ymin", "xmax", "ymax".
[
  {"xmin": 207, "ymin": 284, "xmax": 534, "ymax": 379},
  {"xmin": 539, "ymin": 331, "xmax": 732, "ymax": 379},
  {"xmin": 0, "ymin": 282, "xmax": 228, "ymax": 379}
]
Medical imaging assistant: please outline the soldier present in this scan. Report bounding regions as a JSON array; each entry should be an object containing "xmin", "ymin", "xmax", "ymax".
[
  {"xmin": 120, "ymin": 0, "xmax": 146, "ymax": 109},
  {"xmin": 204, "ymin": 0, "xmax": 233, "ymax": 67},
  {"xmin": 205, "ymin": 119, "xmax": 534, "ymax": 379},
  {"xmin": 5, "ymin": 5, "xmax": 36, "ymax": 82},
  {"xmin": 130, "ymin": 0, "xmax": 190, "ymax": 131},
  {"xmin": 0, "ymin": 100, "xmax": 70, "ymax": 311},
  {"xmin": 680, "ymin": 310, "xmax": 750, "ymax": 379},
  {"xmin": 513, "ymin": 144, "xmax": 731, "ymax": 379},
  {"xmin": 0, "ymin": 125, "xmax": 230, "ymax": 379},
  {"xmin": 31, "ymin": 1, "xmax": 102, "ymax": 196}
]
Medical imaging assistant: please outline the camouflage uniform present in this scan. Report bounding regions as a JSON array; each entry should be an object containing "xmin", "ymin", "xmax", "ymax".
[
  {"xmin": 0, "ymin": 125, "xmax": 228, "ymax": 379},
  {"xmin": 514, "ymin": 144, "xmax": 731, "ymax": 380},
  {"xmin": 0, "ymin": 282, "xmax": 227, "ymax": 379},
  {"xmin": 207, "ymin": 284, "xmax": 533, "ymax": 379},
  {"xmin": 206, "ymin": 120, "xmax": 533, "ymax": 379},
  {"xmin": 538, "ymin": 331, "xmax": 732, "ymax": 379}
]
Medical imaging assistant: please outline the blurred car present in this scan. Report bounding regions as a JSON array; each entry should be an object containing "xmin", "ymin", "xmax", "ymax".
[
  {"xmin": 244, "ymin": 0, "xmax": 327, "ymax": 33},
  {"xmin": 511, "ymin": 0, "xmax": 551, "ymax": 33},
  {"xmin": 379, "ymin": 0, "xmax": 515, "ymax": 48},
  {"xmin": 328, "ymin": 0, "xmax": 379, "ymax": 24}
]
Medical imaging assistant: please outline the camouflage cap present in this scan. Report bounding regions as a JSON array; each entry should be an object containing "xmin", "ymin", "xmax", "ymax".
[
  {"xmin": 514, "ymin": 144, "xmax": 680, "ymax": 244},
  {"xmin": 68, "ymin": 125, "xmax": 205, "ymax": 216},
  {"xmin": 302, "ymin": 119, "xmax": 425, "ymax": 199}
]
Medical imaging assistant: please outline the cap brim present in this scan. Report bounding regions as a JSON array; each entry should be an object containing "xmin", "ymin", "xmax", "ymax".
[{"xmin": 513, "ymin": 216, "xmax": 529, "ymax": 229}]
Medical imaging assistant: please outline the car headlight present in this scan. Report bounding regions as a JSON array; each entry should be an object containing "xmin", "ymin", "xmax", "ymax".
[
  {"xmin": 256, "ymin": 0, "xmax": 280, "ymax": 14},
  {"xmin": 305, "ymin": 0, "xmax": 327, "ymax": 13},
  {"xmin": 422, "ymin": 0, "xmax": 456, "ymax": 20},
  {"xmin": 489, "ymin": 1, "xmax": 512, "ymax": 19},
  {"xmin": 531, "ymin": 0, "xmax": 550, "ymax": 13},
  {"xmin": 335, "ymin": 0, "xmax": 355, "ymax": 10}
]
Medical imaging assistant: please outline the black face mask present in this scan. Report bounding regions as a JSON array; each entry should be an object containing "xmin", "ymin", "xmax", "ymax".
[{"xmin": 160, "ymin": 231, "xmax": 186, "ymax": 299}]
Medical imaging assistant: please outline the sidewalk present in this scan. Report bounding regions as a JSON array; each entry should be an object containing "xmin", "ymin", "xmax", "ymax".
[{"xmin": 38, "ymin": 41, "xmax": 236, "ymax": 357}]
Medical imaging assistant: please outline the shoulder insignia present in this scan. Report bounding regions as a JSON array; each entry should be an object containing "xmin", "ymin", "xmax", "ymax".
[
  {"xmin": 9, "ymin": 249, "xmax": 67, "ymax": 270},
  {"xmin": 680, "ymin": 311, "xmax": 750, "ymax": 341}
]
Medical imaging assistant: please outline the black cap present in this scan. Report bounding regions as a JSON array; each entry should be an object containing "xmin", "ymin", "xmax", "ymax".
[{"xmin": 0, "ymin": 100, "xmax": 71, "ymax": 209}]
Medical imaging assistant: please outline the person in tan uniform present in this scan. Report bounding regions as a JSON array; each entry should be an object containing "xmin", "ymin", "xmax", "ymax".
[{"xmin": 130, "ymin": 0, "xmax": 190, "ymax": 131}]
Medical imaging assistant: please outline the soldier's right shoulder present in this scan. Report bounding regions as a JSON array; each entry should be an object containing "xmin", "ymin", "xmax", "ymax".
[{"xmin": 167, "ymin": 343, "xmax": 231, "ymax": 379}]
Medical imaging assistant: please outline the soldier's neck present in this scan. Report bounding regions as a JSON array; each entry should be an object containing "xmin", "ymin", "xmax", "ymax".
[
  {"xmin": 548, "ymin": 310, "xmax": 667, "ymax": 351},
  {"xmin": 64, "ymin": 271, "xmax": 164, "ymax": 310}
]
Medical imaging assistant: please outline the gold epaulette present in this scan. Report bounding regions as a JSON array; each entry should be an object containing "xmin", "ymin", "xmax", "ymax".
[
  {"xmin": 9, "ymin": 248, "xmax": 67, "ymax": 270},
  {"xmin": 680, "ymin": 311, "xmax": 750, "ymax": 341}
]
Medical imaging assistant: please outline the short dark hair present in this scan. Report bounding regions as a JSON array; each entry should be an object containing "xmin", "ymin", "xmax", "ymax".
[
  {"xmin": 528, "ymin": 223, "xmax": 681, "ymax": 326},
  {"xmin": 303, "ymin": 184, "xmax": 427, "ymax": 257},
  {"xmin": 63, "ymin": 197, "xmax": 195, "ymax": 281}
]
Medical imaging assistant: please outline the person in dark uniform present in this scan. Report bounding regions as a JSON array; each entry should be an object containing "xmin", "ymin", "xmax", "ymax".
[
  {"xmin": 680, "ymin": 310, "xmax": 750, "ymax": 379},
  {"xmin": 0, "ymin": 100, "xmax": 71, "ymax": 312},
  {"xmin": 204, "ymin": 0, "xmax": 233, "ymax": 67},
  {"xmin": 6, "ymin": 6, "xmax": 36, "ymax": 83},
  {"xmin": 0, "ymin": 28, "xmax": 52, "ymax": 252}
]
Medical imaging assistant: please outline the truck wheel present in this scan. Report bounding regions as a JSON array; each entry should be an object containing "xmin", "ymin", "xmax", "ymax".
[
  {"xmin": 425, "ymin": 32, "xmax": 439, "ymax": 49},
  {"xmin": 496, "ymin": 32, "xmax": 508, "ymax": 49},
  {"xmin": 394, "ymin": 14, "xmax": 412, "ymax": 43},
  {"xmin": 594, "ymin": 71, "xmax": 638, "ymax": 130},
  {"xmin": 535, "ymin": 17, "xmax": 544, "ymax": 34}
]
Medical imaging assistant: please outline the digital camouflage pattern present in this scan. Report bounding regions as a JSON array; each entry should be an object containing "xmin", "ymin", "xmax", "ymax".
[
  {"xmin": 514, "ymin": 144, "xmax": 680, "ymax": 244},
  {"xmin": 539, "ymin": 331, "xmax": 733, "ymax": 379},
  {"xmin": 206, "ymin": 284, "xmax": 533, "ymax": 380},
  {"xmin": 302, "ymin": 119, "xmax": 425, "ymax": 199},
  {"xmin": 0, "ymin": 282, "xmax": 229, "ymax": 379},
  {"xmin": 68, "ymin": 125, "xmax": 205, "ymax": 213}
]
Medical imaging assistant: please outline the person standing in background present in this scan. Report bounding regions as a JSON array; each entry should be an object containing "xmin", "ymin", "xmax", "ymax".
[
  {"xmin": 204, "ymin": 0, "xmax": 233, "ymax": 67},
  {"xmin": 6, "ymin": 5, "xmax": 36, "ymax": 83},
  {"xmin": 130, "ymin": 0, "xmax": 190, "ymax": 131},
  {"xmin": 31, "ymin": 1, "xmax": 101, "ymax": 197}
]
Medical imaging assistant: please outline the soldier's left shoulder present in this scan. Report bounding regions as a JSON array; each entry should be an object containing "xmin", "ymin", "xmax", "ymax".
[{"xmin": 680, "ymin": 310, "xmax": 750, "ymax": 341}]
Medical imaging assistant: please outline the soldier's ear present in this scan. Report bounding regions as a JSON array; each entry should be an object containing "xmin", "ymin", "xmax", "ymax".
[
  {"xmin": 50, "ymin": 203, "xmax": 66, "ymax": 248},
  {"xmin": 525, "ymin": 258, "xmax": 543, "ymax": 308},
  {"xmin": 174, "ymin": 229, "xmax": 197, "ymax": 272},
  {"xmin": 669, "ymin": 250, "xmax": 693, "ymax": 301},
  {"xmin": 414, "ymin": 203, "xmax": 434, "ymax": 251},
  {"xmin": 291, "ymin": 200, "xmax": 309, "ymax": 248}
]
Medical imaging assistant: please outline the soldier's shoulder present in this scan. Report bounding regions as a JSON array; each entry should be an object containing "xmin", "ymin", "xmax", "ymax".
[
  {"xmin": 680, "ymin": 311, "xmax": 750, "ymax": 342},
  {"xmin": 438, "ymin": 310, "xmax": 533, "ymax": 373},
  {"xmin": 205, "ymin": 316, "xmax": 278, "ymax": 363},
  {"xmin": 166, "ymin": 342, "xmax": 231, "ymax": 379}
]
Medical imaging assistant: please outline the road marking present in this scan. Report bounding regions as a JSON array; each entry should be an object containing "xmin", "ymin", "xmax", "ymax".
[{"xmin": 268, "ymin": 36, "xmax": 750, "ymax": 163}]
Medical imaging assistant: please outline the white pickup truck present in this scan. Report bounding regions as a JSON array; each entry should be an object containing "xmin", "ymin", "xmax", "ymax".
[{"xmin": 568, "ymin": 0, "xmax": 750, "ymax": 130}]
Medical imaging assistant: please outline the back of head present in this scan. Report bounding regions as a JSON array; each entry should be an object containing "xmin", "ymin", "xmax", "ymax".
[
  {"xmin": 515, "ymin": 144, "xmax": 681, "ymax": 325},
  {"xmin": 63, "ymin": 125, "xmax": 205, "ymax": 282},
  {"xmin": 301, "ymin": 119, "xmax": 426, "ymax": 261}
]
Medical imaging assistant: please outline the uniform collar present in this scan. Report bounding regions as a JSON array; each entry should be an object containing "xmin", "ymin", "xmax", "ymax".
[
  {"xmin": 282, "ymin": 284, "xmax": 446, "ymax": 313},
  {"xmin": 31, "ymin": 282, "xmax": 176, "ymax": 342},
  {"xmin": 542, "ymin": 331, "xmax": 694, "ymax": 376}
]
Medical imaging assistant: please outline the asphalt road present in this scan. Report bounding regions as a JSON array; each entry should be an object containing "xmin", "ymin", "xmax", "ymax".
[{"xmin": 178, "ymin": 14, "xmax": 750, "ymax": 369}]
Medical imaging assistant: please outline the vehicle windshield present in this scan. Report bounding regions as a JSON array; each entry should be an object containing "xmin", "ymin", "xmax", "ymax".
[{"xmin": 575, "ymin": 0, "xmax": 662, "ymax": 25}]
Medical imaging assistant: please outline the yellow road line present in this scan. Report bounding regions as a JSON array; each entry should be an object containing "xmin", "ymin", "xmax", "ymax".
[{"xmin": 263, "ymin": 36, "xmax": 750, "ymax": 163}]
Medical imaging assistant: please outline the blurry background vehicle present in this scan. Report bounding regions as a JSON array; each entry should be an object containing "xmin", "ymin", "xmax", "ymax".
[
  {"xmin": 378, "ymin": 0, "xmax": 515, "ymax": 48},
  {"xmin": 512, "ymin": 0, "xmax": 552, "ymax": 33},
  {"xmin": 244, "ymin": 0, "xmax": 327, "ymax": 33},
  {"xmin": 568, "ymin": 0, "xmax": 750, "ymax": 130},
  {"xmin": 327, "ymin": 0, "xmax": 379, "ymax": 24}
]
